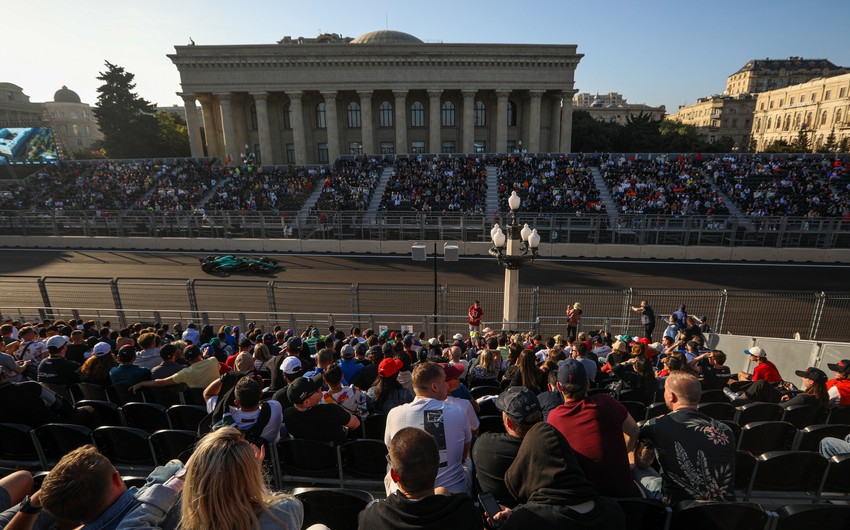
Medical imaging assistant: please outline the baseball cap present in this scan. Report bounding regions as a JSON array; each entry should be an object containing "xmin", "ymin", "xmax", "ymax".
[
  {"xmin": 286, "ymin": 374, "xmax": 324, "ymax": 404},
  {"xmin": 429, "ymin": 337, "xmax": 440, "ymax": 347},
  {"xmin": 378, "ymin": 358, "xmax": 403, "ymax": 378},
  {"xmin": 287, "ymin": 337, "xmax": 303, "ymax": 351},
  {"xmin": 482, "ymin": 327, "xmax": 492, "ymax": 334},
  {"xmin": 117, "ymin": 345, "xmax": 136, "ymax": 362},
  {"xmin": 441, "ymin": 363, "xmax": 464, "ymax": 381},
  {"xmin": 745, "ymin": 346, "xmax": 767, "ymax": 358},
  {"xmin": 795, "ymin": 367, "xmax": 828, "ymax": 384},
  {"xmin": 453, "ymin": 333, "xmax": 464, "ymax": 341},
  {"xmin": 209, "ymin": 337, "xmax": 221, "ymax": 347},
  {"xmin": 341, "ymin": 345, "xmax": 356, "ymax": 358},
  {"xmin": 615, "ymin": 334, "xmax": 633, "ymax": 343},
  {"xmin": 648, "ymin": 342, "xmax": 663, "ymax": 353},
  {"xmin": 496, "ymin": 387, "xmax": 542, "ymax": 424},
  {"xmin": 612, "ymin": 340, "xmax": 629, "ymax": 354},
  {"xmin": 263, "ymin": 333, "xmax": 275, "ymax": 344},
  {"xmin": 557, "ymin": 360, "xmax": 588, "ymax": 390},
  {"xmin": 183, "ymin": 345, "xmax": 202, "ymax": 361},
  {"xmin": 355, "ymin": 342, "xmax": 368, "ymax": 355},
  {"xmin": 45, "ymin": 335, "xmax": 69, "ymax": 351},
  {"xmin": 280, "ymin": 356, "xmax": 303, "ymax": 375},
  {"xmin": 827, "ymin": 360, "xmax": 850, "ymax": 375},
  {"xmin": 92, "ymin": 342, "xmax": 112, "ymax": 357},
  {"xmin": 311, "ymin": 328, "xmax": 320, "ymax": 337}
]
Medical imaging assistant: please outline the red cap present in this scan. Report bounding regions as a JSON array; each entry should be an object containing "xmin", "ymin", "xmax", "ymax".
[
  {"xmin": 441, "ymin": 363, "xmax": 464, "ymax": 381},
  {"xmin": 378, "ymin": 358, "xmax": 403, "ymax": 378}
]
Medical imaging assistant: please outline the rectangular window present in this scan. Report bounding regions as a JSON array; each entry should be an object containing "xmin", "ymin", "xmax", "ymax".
[
  {"xmin": 286, "ymin": 143, "xmax": 294, "ymax": 163},
  {"xmin": 507, "ymin": 140, "xmax": 517, "ymax": 152},
  {"xmin": 473, "ymin": 141, "xmax": 486, "ymax": 154},
  {"xmin": 411, "ymin": 141, "xmax": 425, "ymax": 154},
  {"xmin": 441, "ymin": 141, "xmax": 455, "ymax": 154},
  {"xmin": 790, "ymin": 97, "xmax": 795, "ymax": 105},
  {"xmin": 380, "ymin": 142, "xmax": 394, "ymax": 154},
  {"xmin": 349, "ymin": 141, "xmax": 363, "ymax": 155},
  {"xmin": 825, "ymin": 90, "xmax": 832, "ymax": 100},
  {"xmin": 840, "ymin": 88, "xmax": 847, "ymax": 98},
  {"xmin": 318, "ymin": 143, "xmax": 328, "ymax": 163}
]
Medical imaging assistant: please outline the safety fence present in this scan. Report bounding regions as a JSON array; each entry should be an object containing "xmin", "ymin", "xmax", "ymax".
[{"xmin": 0, "ymin": 276, "xmax": 847, "ymax": 342}]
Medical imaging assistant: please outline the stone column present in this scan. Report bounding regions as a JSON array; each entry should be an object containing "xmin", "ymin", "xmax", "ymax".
[
  {"xmin": 179, "ymin": 93, "xmax": 204, "ymax": 158},
  {"xmin": 322, "ymin": 91, "xmax": 340, "ymax": 161},
  {"xmin": 549, "ymin": 94, "xmax": 561, "ymax": 153},
  {"xmin": 286, "ymin": 91, "xmax": 307, "ymax": 165},
  {"xmin": 251, "ymin": 92, "xmax": 274, "ymax": 165},
  {"xmin": 393, "ymin": 90, "xmax": 407, "ymax": 154},
  {"xmin": 197, "ymin": 94, "xmax": 221, "ymax": 156},
  {"xmin": 560, "ymin": 90, "xmax": 576, "ymax": 153},
  {"xmin": 528, "ymin": 90, "xmax": 544, "ymax": 153},
  {"xmin": 428, "ymin": 89, "xmax": 442, "ymax": 153},
  {"xmin": 217, "ymin": 93, "xmax": 238, "ymax": 164},
  {"xmin": 462, "ymin": 90, "xmax": 476, "ymax": 154},
  {"xmin": 496, "ymin": 90, "xmax": 510, "ymax": 153},
  {"xmin": 358, "ymin": 91, "xmax": 374, "ymax": 155}
]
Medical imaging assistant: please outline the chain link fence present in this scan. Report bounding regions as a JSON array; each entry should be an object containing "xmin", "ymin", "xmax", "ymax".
[{"xmin": 0, "ymin": 276, "xmax": 847, "ymax": 342}]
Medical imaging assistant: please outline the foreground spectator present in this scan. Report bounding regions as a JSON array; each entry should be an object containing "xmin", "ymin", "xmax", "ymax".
[
  {"xmin": 368, "ymin": 358, "xmax": 414, "ymax": 414},
  {"xmin": 213, "ymin": 377, "xmax": 283, "ymax": 446},
  {"xmin": 36, "ymin": 335, "xmax": 81, "ymax": 386},
  {"xmin": 358, "ymin": 426, "xmax": 482, "ymax": 530},
  {"xmin": 283, "ymin": 374, "xmax": 360, "ymax": 443}
]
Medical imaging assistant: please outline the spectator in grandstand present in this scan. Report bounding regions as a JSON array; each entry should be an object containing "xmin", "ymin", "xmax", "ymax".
[
  {"xmin": 468, "ymin": 349, "xmax": 500, "ymax": 388},
  {"xmin": 493, "ymin": 422, "xmax": 626, "ymax": 530},
  {"xmin": 80, "ymin": 343, "xmax": 118, "ymax": 387},
  {"xmin": 569, "ymin": 341, "xmax": 597, "ymax": 385},
  {"xmin": 0, "ymin": 348, "xmax": 31, "ymax": 382},
  {"xmin": 442, "ymin": 363, "xmax": 479, "ymax": 434},
  {"xmin": 736, "ymin": 346, "xmax": 782, "ymax": 383},
  {"xmin": 384, "ymin": 362, "xmax": 472, "ymax": 495},
  {"xmin": 536, "ymin": 370, "xmax": 564, "ymax": 421},
  {"xmin": 546, "ymin": 360, "xmax": 641, "ymax": 497},
  {"xmin": 610, "ymin": 355, "xmax": 656, "ymax": 406},
  {"xmin": 270, "ymin": 356, "xmax": 305, "ymax": 410},
  {"xmin": 633, "ymin": 372, "xmax": 735, "ymax": 505},
  {"xmin": 472, "ymin": 387, "xmax": 542, "ymax": 508},
  {"xmin": 182, "ymin": 323, "xmax": 200, "ymax": 346},
  {"xmin": 359, "ymin": 427, "xmax": 482, "ymax": 530},
  {"xmin": 283, "ymin": 374, "xmax": 360, "ymax": 443},
  {"xmin": 688, "ymin": 350, "xmax": 730, "ymax": 376},
  {"xmin": 129, "ymin": 344, "xmax": 220, "ymax": 392},
  {"xmin": 0, "ymin": 471, "xmax": 33, "ymax": 524},
  {"xmin": 779, "ymin": 367, "xmax": 830, "ymax": 410},
  {"xmin": 36, "ymin": 335, "xmax": 81, "ymax": 386},
  {"xmin": 368, "ymin": 358, "xmax": 414, "ymax": 414},
  {"xmin": 252, "ymin": 343, "xmax": 271, "ymax": 375},
  {"xmin": 65, "ymin": 330, "xmax": 89, "ymax": 364},
  {"xmin": 321, "ymin": 363, "xmax": 368, "ymax": 417},
  {"xmin": 225, "ymin": 338, "xmax": 254, "ymax": 370},
  {"xmin": 505, "ymin": 349, "xmax": 545, "ymax": 394},
  {"xmin": 338, "ymin": 344, "xmax": 364, "ymax": 384},
  {"xmin": 14, "ymin": 327, "xmax": 47, "ymax": 365},
  {"xmin": 826, "ymin": 359, "xmax": 850, "ymax": 407},
  {"xmin": 151, "ymin": 344, "xmax": 184, "ymax": 379},
  {"xmin": 213, "ymin": 377, "xmax": 283, "ymax": 446},
  {"xmin": 0, "ymin": 368, "xmax": 96, "ymax": 429},
  {"xmin": 630, "ymin": 300, "xmax": 656, "ymax": 340},
  {"xmin": 110, "ymin": 346, "xmax": 153, "ymax": 386}
]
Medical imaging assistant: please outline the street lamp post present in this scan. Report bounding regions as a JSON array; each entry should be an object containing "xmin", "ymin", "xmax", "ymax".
[{"xmin": 489, "ymin": 191, "xmax": 541, "ymax": 331}]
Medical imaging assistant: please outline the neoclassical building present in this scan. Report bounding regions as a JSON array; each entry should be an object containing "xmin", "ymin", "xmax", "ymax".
[
  {"xmin": 751, "ymin": 72, "xmax": 850, "ymax": 151},
  {"xmin": 725, "ymin": 57, "xmax": 849, "ymax": 97},
  {"xmin": 572, "ymin": 92, "xmax": 665, "ymax": 126},
  {"xmin": 43, "ymin": 86, "xmax": 103, "ymax": 155},
  {"xmin": 168, "ymin": 30, "xmax": 583, "ymax": 165},
  {"xmin": 666, "ymin": 94, "xmax": 757, "ymax": 149}
]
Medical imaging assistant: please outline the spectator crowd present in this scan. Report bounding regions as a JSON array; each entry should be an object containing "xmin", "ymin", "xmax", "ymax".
[
  {"xmin": 379, "ymin": 156, "xmax": 488, "ymax": 214},
  {"xmin": 494, "ymin": 154, "xmax": 605, "ymax": 213}
]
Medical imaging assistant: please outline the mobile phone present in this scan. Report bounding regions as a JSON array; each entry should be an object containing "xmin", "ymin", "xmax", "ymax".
[{"xmin": 478, "ymin": 492, "xmax": 503, "ymax": 528}]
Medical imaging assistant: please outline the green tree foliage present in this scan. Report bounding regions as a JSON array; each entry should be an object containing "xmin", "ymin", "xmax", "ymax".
[
  {"xmin": 819, "ymin": 129, "xmax": 837, "ymax": 153},
  {"xmin": 155, "ymin": 111, "xmax": 190, "ymax": 157},
  {"xmin": 94, "ymin": 61, "xmax": 161, "ymax": 158},
  {"xmin": 570, "ymin": 110, "xmax": 619, "ymax": 152}
]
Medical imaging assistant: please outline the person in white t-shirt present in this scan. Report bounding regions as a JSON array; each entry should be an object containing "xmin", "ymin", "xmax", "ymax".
[
  {"xmin": 215, "ymin": 376, "xmax": 282, "ymax": 445},
  {"xmin": 384, "ymin": 362, "xmax": 472, "ymax": 495}
]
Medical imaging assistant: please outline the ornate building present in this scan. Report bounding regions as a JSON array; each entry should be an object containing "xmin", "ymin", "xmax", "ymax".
[
  {"xmin": 169, "ymin": 30, "xmax": 583, "ymax": 165},
  {"xmin": 572, "ymin": 92, "xmax": 665, "ymax": 126},
  {"xmin": 751, "ymin": 72, "xmax": 850, "ymax": 152},
  {"xmin": 43, "ymin": 86, "xmax": 103, "ymax": 155},
  {"xmin": 0, "ymin": 83, "xmax": 44, "ymax": 127},
  {"xmin": 725, "ymin": 57, "xmax": 849, "ymax": 97},
  {"xmin": 666, "ymin": 94, "xmax": 757, "ymax": 149}
]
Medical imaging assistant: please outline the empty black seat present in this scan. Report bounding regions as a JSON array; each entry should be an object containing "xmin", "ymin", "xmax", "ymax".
[
  {"xmin": 363, "ymin": 413, "xmax": 387, "ymax": 440},
  {"xmin": 738, "ymin": 421, "xmax": 796, "ymax": 454},
  {"xmin": 670, "ymin": 500, "xmax": 768, "ymax": 530},
  {"xmin": 734, "ymin": 450, "xmax": 757, "ymax": 492},
  {"xmin": 149, "ymin": 429, "xmax": 197, "ymax": 465},
  {"xmin": 75, "ymin": 400, "xmax": 123, "ymax": 426},
  {"xmin": 0, "ymin": 423, "xmax": 41, "ymax": 469},
  {"xmin": 470, "ymin": 385, "xmax": 500, "ymax": 399},
  {"xmin": 293, "ymin": 487, "xmax": 373, "ymax": 530},
  {"xmin": 781, "ymin": 404, "xmax": 827, "ymax": 429},
  {"xmin": 698, "ymin": 402, "xmax": 736, "ymax": 421},
  {"xmin": 776, "ymin": 503, "xmax": 850, "ymax": 530},
  {"xmin": 106, "ymin": 384, "xmax": 139, "ymax": 406},
  {"xmin": 91, "ymin": 426, "xmax": 155, "ymax": 471},
  {"xmin": 70, "ymin": 382, "xmax": 108, "ymax": 402},
  {"xmin": 735, "ymin": 402, "xmax": 784, "ymax": 426},
  {"xmin": 166, "ymin": 404, "xmax": 208, "ymax": 431},
  {"xmin": 620, "ymin": 401, "xmax": 647, "ymax": 422},
  {"xmin": 341, "ymin": 439, "xmax": 388, "ymax": 481},
  {"xmin": 793, "ymin": 423, "xmax": 850, "ymax": 451},
  {"xmin": 616, "ymin": 498, "xmax": 671, "ymax": 530},
  {"xmin": 826, "ymin": 406, "xmax": 850, "ymax": 425},
  {"xmin": 745, "ymin": 450, "xmax": 828, "ymax": 501},
  {"xmin": 30, "ymin": 423, "xmax": 93, "ymax": 469},
  {"xmin": 121, "ymin": 403, "xmax": 170, "ymax": 433},
  {"xmin": 821, "ymin": 453, "xmax": 850, "ymax": 496}
]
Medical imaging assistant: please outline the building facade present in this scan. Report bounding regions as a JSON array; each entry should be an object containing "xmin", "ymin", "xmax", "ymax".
[
  {"xmin": 43, "ymin": 86, "xmax": 103, "ymax": 155},
  {"xmin": 725, "ymin": 57, "xmax": 849, "ymax": 97},
  {"xmin": 666, "ymin": 94, "xmax": 757, "ymax": 149},
  {"xmin": 572, "ymin": 92, "xmax": 665, "ymax": 126},
  {"xmin": 0, "ymin": 83, "xmax": 44, "ymax": 127},
  {"xmin": 751, "ymin": 73, "xmax": 850, "ymax": 152},
  {"xmin": 168, "ymin": 30, "xmax": 583, "ymax": 165}
]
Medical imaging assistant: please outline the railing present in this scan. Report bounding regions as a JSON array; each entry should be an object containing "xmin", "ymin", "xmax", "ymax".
[
  {"xmin": 1, "ymin": 210, "xmax": 848, "ymax": 248},
  {"xmin": 1, "ymin": 276, "xmax": 847, "ymax": 342}
]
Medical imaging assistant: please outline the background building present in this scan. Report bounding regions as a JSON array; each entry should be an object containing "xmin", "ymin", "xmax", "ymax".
[
  {"xmin": 169, "ymin": 30, "xmax": 583, "ymax": 165},
  {"xmin": 572, "ymin": 91, "xmax": 665, "ymax": 125},
  {"xmin": 43, "ymin": 86, "xmax": 103, "ymax": 156},
  {"xmin": 666, "ymin": 94, "xmax": 757, "ymax": 148},
  {"xmin": 751, "ymin": 72, "xmax": 850, "ymax": 152},
  {"xmin": 0, "ymin": 83, "xmax": 44, "ymax": 127},
  {"xmin": 725, "ymin": 57, "xmax": 849, "ymax": 96}
]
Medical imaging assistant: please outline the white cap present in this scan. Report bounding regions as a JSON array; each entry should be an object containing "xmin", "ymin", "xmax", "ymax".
[
  {"xmin": 93, "ymin": 342, "xmax": 113, "ymax": 357},
  {"xmin": 745, "ymin": 346, "xmax": 767, "ymax": 358},
  {"xmin": 45, "ymin": 335, "xmax": 69, "ymax": 350},
  {"xmin": 280, "ymin": 356, "xmax": 303, "ymax": 375},
  {"xmin": 453, "ymin": 333, "xmax": 464, "ymax": 341}
]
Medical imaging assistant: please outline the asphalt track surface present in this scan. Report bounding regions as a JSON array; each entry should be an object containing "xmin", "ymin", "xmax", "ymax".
[{"xmin": 0, "ymin": 250, "xmax": 848, "ymax": 292}]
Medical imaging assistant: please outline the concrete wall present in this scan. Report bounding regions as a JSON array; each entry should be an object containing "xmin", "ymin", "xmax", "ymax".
[{"xmin": 2, "ymin": 236, "xmax": 850, "ymax": 263}]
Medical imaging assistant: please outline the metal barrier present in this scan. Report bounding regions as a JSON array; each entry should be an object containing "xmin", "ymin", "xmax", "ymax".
[{"xmin": 0, "ymin": 276, "xmax": 847, "ymax": 342}]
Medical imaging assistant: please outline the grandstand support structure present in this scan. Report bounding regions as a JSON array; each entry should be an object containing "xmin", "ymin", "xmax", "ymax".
[
  {"xmin": 365, "ymin": 165, "xmax": 394, "ymax": 222},
  {"xmin": 485, "ymin": 165, "xmax": 500, "ymax": 218},
  {"xmin": 298, "ymin": 177, "xmax": 326, "ymax": 226},
  {"xmin": 590, "ymin": 167, "xmax": 619, "ymax": 226}
]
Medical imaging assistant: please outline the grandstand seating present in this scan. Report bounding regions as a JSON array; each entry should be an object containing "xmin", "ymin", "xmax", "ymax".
[
  {"xmin": 204, "ymin": 165, "xmax": 316, "ymax": 211},
  {"xmin": 494, "ymin": 154, "xmax": 605, "ymax": 213},
  {"xmin": 312, "ymin": 157, "xmax": 385, "ymax": 211},
  {"xmin": 379, "ymin": 156, "xmax": 488, "ymax": 213}
]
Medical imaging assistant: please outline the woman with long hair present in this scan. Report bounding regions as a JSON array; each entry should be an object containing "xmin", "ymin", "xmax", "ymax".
[
  {"xmin": 612, "ymin": 356, "xmax": 657, "ymax": 405},
  {"xmin": 367, "ymin": 358, "xmax": 413, "ymax": 413},
  {"xmin": 180, "ymin": 427, "xmax": 302, "ymax": 530},
  {"xmin": 509, "ymin": 349, "xmax": 545, "ymax": 394},
  {"xmin": 469, "ymin": 349, "xmax": 500, "ymax": 388},
  {"xmin": 253, "ymin": 343, "xmax": 271, "ymax": 374},
  {"xmin": 80, "ymin": 352, "xmax": 118, "ymax": 387},
  {"xmin": 781, "ymin": 367, "xmax": 830, "ymax": 408}
]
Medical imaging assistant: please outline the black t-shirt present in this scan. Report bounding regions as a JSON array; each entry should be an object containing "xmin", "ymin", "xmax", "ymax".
[
  {"xmin": 537, "ymin": 390, "xmax": 564, "ymax": 421},
  {"xmin": 0, "ymin": 380, "xmax": 63, "ymax": 427},
  {"xmin": 37, "ymin": 357, "xmax": 81, "ymax": 385},
  {"xmin": 358, "ymin": 492, "xmax": 482, "ymax": 530},
  {"xmin": 352, "ymin": 363, "xmax": 378, "ymax": 390},
  {"xmin": 65, "ymin": 344, "xmax": 88, "ymax": 365},
  {"xmin": 471, "ymin": 432, "xmax": 523, "ymax": 507},
  {"xmin": 283, "ymin": 403, "xmax": 351, "ymax": 443},
  {"xmin": 683, "ymin": 325, "xmax": 703, "ymax": 343}
]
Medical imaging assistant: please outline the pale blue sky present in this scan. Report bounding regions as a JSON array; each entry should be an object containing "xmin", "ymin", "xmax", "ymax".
[{"xmin": 6, "ymin": 0, "xmax": 850, "ymax": 113}]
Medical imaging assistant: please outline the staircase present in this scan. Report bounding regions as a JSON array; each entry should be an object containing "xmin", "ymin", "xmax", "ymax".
[
  {"xmin": 485, "ymin": 165, "xmax": 500, "ymax": 217},
  {"xmin": 364, "ymin": 165, "xmax": 395, "ymax": 222},
  {"xmin": 590, "ymin": 167, "xmax": 619, "ymax": 226},
  {"xmin": 699, "ymin": 169, "xmax": 754, "ymax": 231},
  {"xmin": 297, "ymin": 178, "xmax": 326, "ymax": 225}
]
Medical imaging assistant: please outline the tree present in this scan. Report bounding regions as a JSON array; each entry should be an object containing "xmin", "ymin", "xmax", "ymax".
[
  {"xmin": 819, "ymin": 129, "xmax": 837, "ymax": 153},
  {"xmin": 94, "ymin": 61, "xmax": 161, "ymax": 158},
  {"xmin": 155, "ymin": 111, "xmax": 190, "ymax": 158}
]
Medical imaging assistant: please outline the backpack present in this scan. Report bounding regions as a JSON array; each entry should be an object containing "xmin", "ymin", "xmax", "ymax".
[{"xmin": 198, "ymin": 370, "xmax": 265, "ymax": 436}]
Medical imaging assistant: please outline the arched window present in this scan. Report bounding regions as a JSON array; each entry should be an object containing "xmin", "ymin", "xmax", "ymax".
[
  {"xmin": 754, "ymin": 118, "xmax": 761, "ymax": 132},
  {"xmin": 379, "ymin": 101, "xmax": 393, "ymax": 127},
  {"xmin": 804, "ymin": 112, "xmax": 812, "ymax": 127},
  {"xmin": 507, "ymin": 101, "xmax": 517, "ymax": 126},
  {"xmin": 282, "ymin": 104, "xmax": 292, "ymax": 129},
  {"xmin": 316, "ymin": 102, "xmax": 326, "ymax": 129},
  {"xmin": 783, "ymin": 115, "xmax": 791, "ymax": 131},
  {"xmin": 835, "ymin": 108, "xmax": 843, "ymax": 125},
  {"xmin": 766, "ymin": 118, "xmax": 772, "ymax": 131},
  {"xmin": 820, "ymin": 111, "xmax": 828, "ymax": 126},
  {"xmin": 410, "ymin": 101, "xmax": 425, "ymax": 127},
  {"xmin": 249, "ymin": 104, "xmax": 257, "ymax": 131},
  {"xmin": 347, "ymin": 101, "xmax": 361, "ymax": 128},
  {"xmin": 474, "ymin": 100, "xmax": 486, "ymax": 127},
  {"xmin": 441, "ymin": 101, "xmax": 455, "ymax": 127}
]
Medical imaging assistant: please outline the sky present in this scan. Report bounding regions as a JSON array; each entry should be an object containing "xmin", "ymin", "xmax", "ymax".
[{"xmin": 6, "ymin": 0, "xmax": 850, "ymax": 113}]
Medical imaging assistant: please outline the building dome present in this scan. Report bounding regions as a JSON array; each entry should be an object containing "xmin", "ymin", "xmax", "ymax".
[
  {"xmin": 54, "ymin": 86, "xmax": 81, "ymax": 104},
  {"xmin": 351, "ymin": 30, "xmax": 423, "ymax": 45}
]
